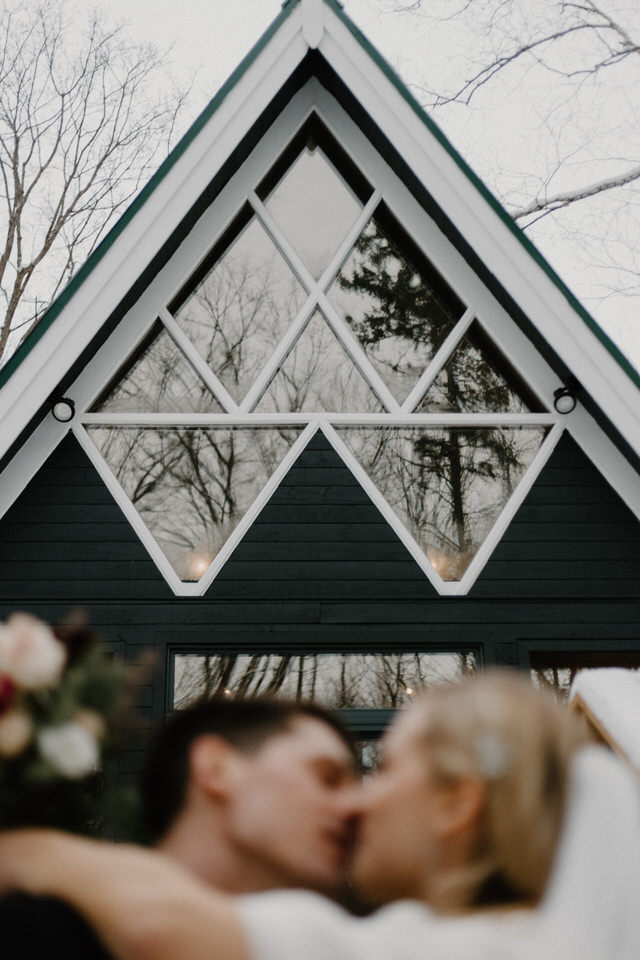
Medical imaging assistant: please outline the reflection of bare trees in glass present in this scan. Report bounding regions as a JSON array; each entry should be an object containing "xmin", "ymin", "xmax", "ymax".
[
  {"xmin": 531, "ymin": 662, "xmax": 640, "ymax": 702},
  {"xmin": 257, "ymin": 312, "xmax": 382, "ymax": 413},
  {"xmin": 331, "ymin": 216, "xmax": 463, "ymax": 402},
  {"xmin": 173, "ymin": 218, "xmax": 304, "ymax": 403},
  {"xmin": 328, "ymin": 218, "xmax": 547, "ymax": 580},
  {"xmin": 418, "ymin": 323, "xmax": 541, "ymax": 414},
  {"xmin": 340, "ymin": 426, "xmax": 547, "ymax": 580},
  {"xmin": 531, "ymin": 667, "xmax": 575, "ymax": 701},
  {"xmin": 92, "ymin": 324, "xmax": 222, "ymax": 414},
  {"xmin": 88, "ymin": 427, "xmax": 300, "ymax": 580},
  {"xmin": 173, "ymin": 651, "xmax": 477, "ymax": 709}
]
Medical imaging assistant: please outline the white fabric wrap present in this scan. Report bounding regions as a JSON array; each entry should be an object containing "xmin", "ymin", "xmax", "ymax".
[
  {"xmin": 534, "ymin": 745, "xmax": 640, "ymax": 960},
  {"xmin": 238, "ymin": 892, "xmax": 535, "ymax": 960},
  {"xmin": 238, "ymin": 747, "xmax": 640, "ymax": 960}
]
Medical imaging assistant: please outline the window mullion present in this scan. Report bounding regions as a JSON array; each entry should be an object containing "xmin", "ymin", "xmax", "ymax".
[
  {"xmin": 316, "ymin": 188, "xmax": 382, "ymax": 292},
  {"xmin": 159, "ymin": 307, "xmax": 240, "ymax": 413},
  {"xmin": 238, "ymin": 293, "xmax": 318, "ymax": 412},
  {"xmin": 401, "ymin": 307, "xmax": 476, "ymax": 412},
  {"xmin": 317, "ymin": 290, "xmax": 402, "ymax": 413},
  {"xmin": 79, "ymin": 413, "xmax": 557, "ymax": 426},
  {"xmin": 249, "ymin": 191, "xmax": 316, "ymax": 293}
]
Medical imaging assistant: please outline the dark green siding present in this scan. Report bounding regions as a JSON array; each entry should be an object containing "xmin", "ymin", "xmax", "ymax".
[{"xmin": 1, "ymin": 428, "xmax": 640, "ymax": 781}]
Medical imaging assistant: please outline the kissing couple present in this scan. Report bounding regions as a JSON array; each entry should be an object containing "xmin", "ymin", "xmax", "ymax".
[{"xmin": 1, "ymin": 670, "xmax": 639, "ymax": 960}]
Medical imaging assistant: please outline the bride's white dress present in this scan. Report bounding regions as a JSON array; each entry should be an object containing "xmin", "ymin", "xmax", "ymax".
[{"xmin": 534, "ymin": 745, "xmax": 640, "ymax": 960}]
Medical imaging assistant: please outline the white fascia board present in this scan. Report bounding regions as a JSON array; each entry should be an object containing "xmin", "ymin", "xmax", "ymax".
[
  {"xmin": 0, "ymin": 13, "xmax": 307, "ymax": 462},
  {"xmin": 318, "ymin": 11, "xmax": 640, "ymax": 457}
]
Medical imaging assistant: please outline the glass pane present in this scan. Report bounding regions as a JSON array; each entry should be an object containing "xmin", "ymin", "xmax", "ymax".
[
  {"xmin": 87, "ymin": 426, "xmax": 302, "ymax": 581},
  {"xmin": 255, "ymin": 311, "xmax": 384, "ymax": 413},
  {"xmin": 91, "ymin": 324, "xmax": 223, "ymax": 414},
  {"xmin": 531, "ymin": 652, "xmax": 640, "ymax": 702},
  {"xmin": 173, "ymin": 651, "xmax": 477, "ymax": 709},
  {"xmin": 338, "ymin": 426, "xmax": 548, "ymax": 581},
  {"xmin": 329, "ymin": 209, "xmax": 465, "ymax": 403},
  {"xmin": 264, "ymin": 146, "xmax": 363, "ymax": 280},
  {"xmin": 417, "ymin": 323, "xmax": 545, "ymax": 414},
  {"xmin": 172, "ymin": 216, "xmax": 306, "ymax": 403}
]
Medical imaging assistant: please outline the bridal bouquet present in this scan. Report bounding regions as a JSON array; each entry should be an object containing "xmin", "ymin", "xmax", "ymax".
[{"xmin": 0, "ymin": 612, "xmax": 127, "ymax": 833}]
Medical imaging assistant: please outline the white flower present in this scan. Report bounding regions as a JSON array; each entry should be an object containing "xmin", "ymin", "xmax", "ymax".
[
  {"xmin": 0, "ymin": 708, "xmax": 33, "ymax": 758},
  {"xmin": 0, "ymin": 614, "xmax": 67, "ymax": 690},
  {"xmin": 38, "ymin": 722, "xmax": 99, "ymax": 779}
]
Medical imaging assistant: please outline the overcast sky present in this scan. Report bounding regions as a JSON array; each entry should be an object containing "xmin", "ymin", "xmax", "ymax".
[
  {"xmin": 104, "ymin": 0, "xmax": 640, "ymax": 370},
  {"xmin": 6, "ymin": 0, "xmax": 640, "ymax": 368}
]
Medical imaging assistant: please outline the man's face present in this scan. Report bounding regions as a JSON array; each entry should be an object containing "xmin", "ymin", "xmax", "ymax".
[
  {"xmin": 349, "ymin": 705, "xmax": 445, "ymax": 904},
  {"xmin": 227, "ymin": 716, "xmax": 359, "ymax": 894}
]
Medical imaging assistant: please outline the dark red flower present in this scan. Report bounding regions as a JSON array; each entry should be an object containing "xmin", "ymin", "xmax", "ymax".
[{"xmin": 0, "ymin": 674, "xmax": 16, "ymax": 716}]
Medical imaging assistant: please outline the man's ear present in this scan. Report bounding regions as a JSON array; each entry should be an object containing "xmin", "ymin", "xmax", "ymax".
[
  {"xmin": 189, "ymin": 735, "xmax": 245, "ymax": 802},
  {"xmin": 433, "ymin": 778, "xmax": 487, "ymax": 840}
]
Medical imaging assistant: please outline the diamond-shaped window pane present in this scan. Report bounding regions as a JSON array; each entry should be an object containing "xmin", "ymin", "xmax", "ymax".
[
  {"xmin": 172, "ymin": 216, "xmax": 306, "ymax": 403},
  {"xmin": 264, "ymin": 146, "xmax": 363, "ymax": 280},
  {"xmin": 338, "ymin": 426, "xmax": 548, "ymax": 581},
  {"xmin": 416, "ymin": 323, "xmax": 545, "ymax": 414},
  {"xmin": 90, "ymin": 324, "xmax": 223, "ymax": 414},
  {"xmin": 329, "ymin": 208, "xmax": 465, "ymax": 403},
  {"xmin": 255, "ymin": 311, "xmax": 384, "ymax": 413},
  {"xmin": 87, "ymin": 426, "xmax": 302, "ymax": 582}
]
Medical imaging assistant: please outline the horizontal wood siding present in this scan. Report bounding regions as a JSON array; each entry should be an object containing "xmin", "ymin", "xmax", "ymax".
[{"xmin": 1, "ymin": 427, "xmax": 640, "ymax": 783}]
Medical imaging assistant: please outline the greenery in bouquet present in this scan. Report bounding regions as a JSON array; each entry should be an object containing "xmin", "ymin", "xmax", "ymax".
[{"xmin": 0, "ymin": 612, "xmax": 130, "ymax": 834}]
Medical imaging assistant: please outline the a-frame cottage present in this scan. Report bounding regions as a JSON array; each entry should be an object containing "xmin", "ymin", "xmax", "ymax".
[{"xmin": 1, "ymin": 0, "xmax": 640, "ymax": 777}]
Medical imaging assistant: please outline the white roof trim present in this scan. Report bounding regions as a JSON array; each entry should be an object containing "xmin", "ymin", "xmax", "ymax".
[
  {"xmin": 301, "ymin": 0, "xmax": 325, "ymax": 48},
  {"xmin": 0, "ymin": 0, "xmax": 638, "ymax": 499}
]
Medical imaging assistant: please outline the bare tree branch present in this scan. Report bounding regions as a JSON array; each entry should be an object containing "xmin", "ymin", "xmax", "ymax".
[
  {"xmin": 376, "ymin": 0, "xmax": 640, "ymax": 259},
  {"xmin": 511, "ymin": 163, "xmax": 640, "ymax": 221},
  {"xmin": 0, "ymin": 0, "xmax": 188, "ymax": 363}
]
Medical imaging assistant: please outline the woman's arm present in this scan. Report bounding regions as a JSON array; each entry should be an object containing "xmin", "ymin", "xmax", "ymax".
[{"xmin": 0, "ymin": 830, "xmax": 248, "ymax": 960}]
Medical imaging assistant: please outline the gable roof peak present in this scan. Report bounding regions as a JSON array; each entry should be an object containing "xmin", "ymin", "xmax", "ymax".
[
  {"xmin": 282, "ymin": 0, "xmax": 344, "ymax": 49},
  {"xmin": 301, "ymin": 0, "xmax": 324, "ymax": 48}
]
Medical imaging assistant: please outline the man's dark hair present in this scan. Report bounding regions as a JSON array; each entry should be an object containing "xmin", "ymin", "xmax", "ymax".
[{"xmin": 141, "ymin": 697, "xmax": 356, "ymax": 843}]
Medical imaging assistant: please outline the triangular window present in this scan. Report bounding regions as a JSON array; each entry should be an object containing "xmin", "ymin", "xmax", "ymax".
[
  {"xmin": 79, "ymin": 107, "xmax": 557, "ymax": 595},
  {"xmin": 91, "ymin": 322, "xmax": 224, "ymax": 414},
  {"xmin": 415, "ymin": 322, "xmax": 544, "ymax": 414},
  {"xmin": 87, "ymin": 426, "xmax": 302, "ymax": 582},
  {"xmin": 255, "ymin": 310, "xmax": 383, "ymax": 413},
  {"xmin": 337, "ymin": 425, "xmax": 549, "ymax": 581}
]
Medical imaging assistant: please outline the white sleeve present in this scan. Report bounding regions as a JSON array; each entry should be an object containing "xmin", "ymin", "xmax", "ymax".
[
  {"xmin": 238, "ymin": 891, "xmax": 551, "ymax": 960},
  {"xmin": 237, "ymin": 892, "xmax": 431, "ymax": 960}
]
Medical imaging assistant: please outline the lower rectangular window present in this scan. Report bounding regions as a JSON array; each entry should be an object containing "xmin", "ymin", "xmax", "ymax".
[
  {"xmin": 530, "ymin": 650, "xmax": 640, "ymax": 700},
  {"xmin": 172, "ymin": 650, "xmax": 477, "ymax": 711}
]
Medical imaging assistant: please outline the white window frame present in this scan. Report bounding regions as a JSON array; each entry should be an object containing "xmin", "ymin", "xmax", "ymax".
[{"xmin": 28, "ymin": 79, "xmax": 571, "ymax": 597}]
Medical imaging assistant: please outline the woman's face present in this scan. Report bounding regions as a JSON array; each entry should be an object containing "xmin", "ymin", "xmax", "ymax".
[{"xmin": 349, "ymin": 705, "xmax": 449, "ymax": 904}]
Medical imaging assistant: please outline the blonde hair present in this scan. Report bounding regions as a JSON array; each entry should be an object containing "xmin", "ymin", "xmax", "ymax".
[{"xmin": 415, "ymin": 670, "xmax": 583, "ymax": 912}]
